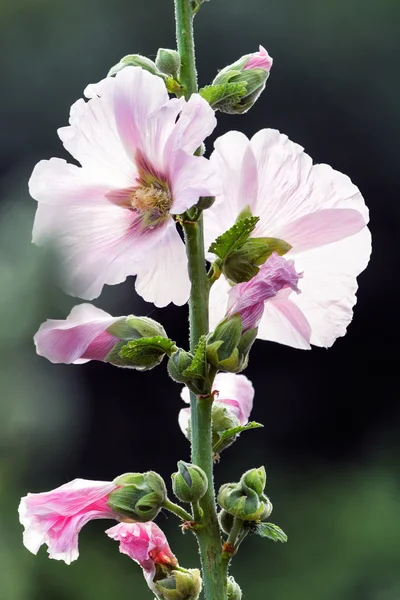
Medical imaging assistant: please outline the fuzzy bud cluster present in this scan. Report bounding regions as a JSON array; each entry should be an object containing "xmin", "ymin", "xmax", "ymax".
[
  {"xmin": 108, "ymin": 471, "xmax": 167, "ymax": 522},
  {"xmin": 218, "ymin": 467, "xmax": 272, "ymax": 521}
]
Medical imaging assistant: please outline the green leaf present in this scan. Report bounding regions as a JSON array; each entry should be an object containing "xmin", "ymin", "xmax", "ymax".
[
  {"xmin": 182, "ymin": 335, "xmax": 208, "ymax": 380},
  {"xmin": 213, "ymin": 422, "xmax": 263, "ymax": 453},
  {"xmin": 199, "ymin": 81, "xmax": 248, "ymax": 109},
  {"xmin": 254, "ymin": 522, "xmax": 288, "ymax": 543},
  {"xmin": 119, "ymin": 336, "xmax": 176, "ymax": 367},
  {"xmin": 208, "ymin": 216, "xmax": 260, "ymax": 261}
]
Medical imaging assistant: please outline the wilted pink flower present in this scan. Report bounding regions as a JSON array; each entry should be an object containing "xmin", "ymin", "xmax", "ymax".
[
  {"xmin": 29, "ymin": 66, "xmax": 218, "ymax": 307},
  {"xmin": 179, "ymin": 373, "xmax": 254, "ymax": 436},
  {"xmin": 18, "ymin": 479, "xmax": 118, "ymax": 564},
  {"xmin": 106, "ymin": 522, "xmax": 177, "ymax": 588},
  {"xmin": 226, "ymin": 253, "xmax": 301, "ymax": 332},
  {"xmin": 204, "ymin": 129, "xmax": 371, "ymax": 349},
  {"xmin": 244, "ymin": 45, "xmax": 273, "ymax": 71}
]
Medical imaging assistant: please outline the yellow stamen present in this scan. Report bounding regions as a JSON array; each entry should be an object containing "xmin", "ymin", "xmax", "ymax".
[{"xmin": 131, "ymin": 184, "xmax": 172, "ymax": 215}]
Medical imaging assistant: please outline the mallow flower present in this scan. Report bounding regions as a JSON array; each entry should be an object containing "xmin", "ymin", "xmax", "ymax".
[
  {"xmin": 18, "ymin": 479, "xmax": 119, "ymax": 564},
  {"xmin": 204, "ymin": 129, "xmax": 371, "ymax": 349},
  {"xmin": 34, "ymin": 303, "xmax": 171, "ymax": 370},
  {"xmin": 29, "ymin": 66, "xmax": 218, "ymax": 307},
  {"xmin": 178, "ymin": 373, "xmax": 254, "ymax": 438}
]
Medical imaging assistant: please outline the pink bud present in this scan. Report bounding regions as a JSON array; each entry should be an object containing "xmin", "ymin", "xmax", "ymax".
[
  {"xmin": 244, "ymin": 45, "xmax": 273, "ymax": 71},
  {"xmin": 226, "ymin": 253, "xmax": 301, "ymax": 332},
  {"xmin": 18, "ymin": 479, "xmax": 118, "ymax": 564},
  {"xmin": 106, "ymin": 522, "xmax": 178, "ymax": 587}
]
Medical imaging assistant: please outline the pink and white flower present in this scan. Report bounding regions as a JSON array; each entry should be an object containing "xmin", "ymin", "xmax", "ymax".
[
  {"xmin": 226, "ymin": 252, "xmax": 301, "ymax": 332},
  {"xmin": 178, "ymin": 373, "xmax": 254, "ymax": 436},
  {"xmin": 18, "ymin": 479, "xmax": 118, "ymax": 564},
  {"xmin": 29, "ymin": 66, "xmax": 218, "ymax": 307},
  {"xmin": 243, "ymin": 45, "xmax": 273, "ymax": 71},
  {"xmin": 34, "ymin": 303, "xmax": 123, "ymax": 364},
  {"xmin": 106, "ymin": 522, "xmax": 177, "ymax": 589},
  {"xmin": 204, "ymin": 129, "xmax": 371, "ymax": 349}
]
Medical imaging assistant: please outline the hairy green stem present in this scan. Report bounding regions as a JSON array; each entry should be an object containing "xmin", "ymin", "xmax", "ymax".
[
  {"xmin": 175, "ymin": 2, "xmax": 226, "ymax": 597},
  {"xmin": 163, "ymin": 499, "xmax": 194, "ymax": 522}
]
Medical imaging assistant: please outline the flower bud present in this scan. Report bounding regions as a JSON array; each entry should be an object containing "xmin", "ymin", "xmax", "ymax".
[
  {"xmin": 227, "ymin": 576, "xmax": 242, "ymax": 600},
  {"xmin": 167, "ymin": 349, "xmax": 194, "ymax": 384},
  {"xmin": 172, "ymin": 461, "xmax": 208, "ymax": 503},
  {"xmin": 211, "ymin": 403, "xmax": 240, "ymax": 452},
  {"xmin": 108, "ymin": 54, "xmax": 160, "ymax": 77},
  {"xmin": 209, "ymin": 46, "xmax": 272, "ymax": 114},
  {"xmin": 218, "ymin": 509, "xmax": 235, "ymax": 535},
  {"xmin": 196, "ymin": 196, "xmax": 216, "ymax": 211},
  {"xmin": 223, "ymin": 237, "xmax": 292, "ymax": 285},
  {"xmin": 206, "ymin": 314, "xmax": 242, "ymax": 372},
  {"xmin": 108, "ymin": 471, "xmax": 167, "ymax": 522},
  {"xmin": 156, "ymin": 48, "xmax": 181, "ymax": 78},
  {"xmin": 218, "ymin": 466, "xmax": 272, "ymax": 521},
  {"xmin": 154, "ymin": 567, "xmax": 202, "ymax": 600}
]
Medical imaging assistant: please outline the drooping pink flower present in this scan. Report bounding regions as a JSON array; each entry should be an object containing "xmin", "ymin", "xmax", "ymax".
[
  {"xmin": 178, "ymin": 373, "xmax": 254, "ymax": 437},
  {"xmin": 18, "ymin": 479, "xmax": 118, "ymax": 564},
  {"xmin": 34, "ymin": 303, "xmax": 166, "ymax": 366},
  {"xmin": 226, "ymin": 252, "xmax": 301, "ymax": 332},
  {"xmin": 244, "ymin": 45, "xmax": 273, "ymax": 71},
  {"xmin": 29, "ymin": 66, "xmax": 218, "ymax": 307},
  {"xmin": 106, "ymin": 522, "xmax": 177, "ymax": 588},
  {"xmin": 204, "ymin": 129, "xmax": 371, "ymax": 349}
]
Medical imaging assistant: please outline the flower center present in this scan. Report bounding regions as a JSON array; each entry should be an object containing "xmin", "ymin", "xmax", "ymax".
[{"xmin": 131, "ymin": 184, "xmax": 172, "ymax": 217}]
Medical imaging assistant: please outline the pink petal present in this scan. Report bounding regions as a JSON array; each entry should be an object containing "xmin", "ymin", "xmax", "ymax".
[
  {"xmin": 281, "ymin": 208, "xmax": 366, "ymax": 252},
  {"xmin": 288, "ymin": 227, "xmax": 372, "ymax": 347},
  {"xmin": 34, "ymin": 304, "xmax": 119, "ymax": 364},
  {"xmin": 170, "ymin": 151, "xmax": 220, "ymax": 214},
  {"xmin": 212, "ymin": 373, "xmax": 254, "ymax": 425},
  {"xmin": 134, "ymin": 221, "xmax": 190, "ymax": 307},
  {"xmin": 257, "ymin": 293, "xmax": 312, "ymax": 350},
  {"xmin": 19, "ymin": 479, "xmax": 117, "ymax": 564},
  {"xmin": 244, "ymin": 46, "xmax": 273, "ymax": 71}
]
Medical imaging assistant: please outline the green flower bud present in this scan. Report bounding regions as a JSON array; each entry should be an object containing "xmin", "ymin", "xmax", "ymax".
[
  {"xmin": 108, "ymin": 54, "xmax": 160, "ymax": 77},
  {"xmin": 211, "ymin": 403, "xmax": 241, "ymax": 452},
  {"xmin": 218, "ymin": 509, "xmax": 235, "ymax": 535},
  {"xmin": 167, "ymin": 349, "xmax": 194, "ymax": 384},
  {"xmin": 224, "ymin": 237, "xmax": 292, "ymax": 285},
  {"xmin": 206, "ymin": 315, "xmax": 242, "ymax": 372},
  {"xmin": 108, "ymin": 471, "xmax": 167, "ymax": 522},
  {"xmin": 156, "ymin": 48, "xmax": 181, "ymax": 77},
  {"xmin": 241, "ymin": 467, "xmax": 266, "ymax": 496},
  {"xmin": 154, "ymin": 568, "xmax": 202, "ymax": 600},
  {"xmin": 196, "ymin": 196, "xmax": 216, "ymax": 211},
  {"xmin": 227, "ymin": 576, "xmax": 242, "ymax": 600},
  {"xmin": 172, "ymin": 461, "xmax": 208, "ymax": 503}
]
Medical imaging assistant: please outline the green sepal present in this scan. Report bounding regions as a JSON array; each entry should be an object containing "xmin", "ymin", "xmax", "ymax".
[
  {"xmin": 182, "ymin": 335, "xmax": 208, "ymax": 380},
  {"xmin": 171, "ymin": 461, "xmax": 208, "ymax": 503},
  {"xmin": 108, "ymin": 54, "xmax": 159, "ymax": 77},
  {"xmin": 155, "ymin": 48, "xmax": 180, "ymax": 77},
  {"xmin": 213, "ymin": 421, "xmax": 263, "ymax": 453},
  {"xmin": 208, "ymin": 216, "xmax": 259, "ymax": 261},
  {"xmin": 224, "ymin": 237, "xmax": 292, "ymax": 284},
  {"xmin": 154, "ymin": 568, "xmax": 202, "ymax": 600},
  {"xmin": 118, "ymin": 336, "xmax": 176, "ymax": 370},
  {"xmin": 107, "ymin": 315, "xmax": 167, "ymax": 340},
  {"xmin": 167, "ymin": 348, "xmax": 194, "ymax": 383},
  {"xmin": 108, "ymin": 471, "xmax": 167, "ymax": 522},
  {"xmin": 253, "ymin": 522, "xmax": 288, "ymax": 543},
  {"xmin": 199, "ymin": 81, "xmax": 248, "ymax": 111}
]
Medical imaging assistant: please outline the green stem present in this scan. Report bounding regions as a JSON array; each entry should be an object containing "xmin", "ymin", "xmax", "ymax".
[
  {"xmin": 227, "ymin": 517, "xmax": 243, "ymax": 547},
  {"xmin": 175, "ymin": 2, "xmax": 226, "ymax": 597},
  {"xmin": 174, "ymin": 0, "xmax": 197, "ymax": 98},
  {"xmin": 163, "ymin": 499, "xmax": 194, "ymax": 522}
]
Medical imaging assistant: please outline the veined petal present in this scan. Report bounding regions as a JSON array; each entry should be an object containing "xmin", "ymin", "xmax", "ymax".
[
  {"xmin": 170, "ymin": 151, "xmax": 220, "ymax": 214},
  {"xmin": 212, "ymin": 373, "xmax": 254, "ymax": 425},
  {"xmin": 258, "ymin": 293, "xmax": 312, "ymax": 350},
  {"xmin": 289, "ymin": 227, "xmax": 372, "ymax": 347},
  {"xmin": 134, "ymin": 221, "xmax": 190, "ymax": 307},
  {"xmin": 166, "ymin": 93, "xmax": 217, "ymax": 156}
]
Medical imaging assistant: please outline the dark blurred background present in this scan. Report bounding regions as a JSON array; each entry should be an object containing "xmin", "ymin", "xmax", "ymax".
[{"xmin": 1, "ymin": 0, "xmax": 399, "ymax": 598}]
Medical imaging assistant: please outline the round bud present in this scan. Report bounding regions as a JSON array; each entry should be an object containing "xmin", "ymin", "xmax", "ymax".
[
  {"xmin": 227, "ymin": 576, "xmax": 242, "ymax": 600},
  {"xmin": 108, "ymin": 471, "xmax": 167, "ymax": 522},
  {"xmin": 155, "ymin": 48, "xmax": 181, "ymax": 77},
  {"xmin": 218, "ymin": 509, "xmax": 235, "ymax": 535},
  {"xmin": 154, "ymin": 568, "xmax": 202, "ymax": 600},
  {"xmin": 172, "ymin": 461, "xmax": 208, "ymax": 503}
]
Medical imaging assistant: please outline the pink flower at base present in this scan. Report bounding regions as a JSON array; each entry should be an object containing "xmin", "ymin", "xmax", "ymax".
[
  {"xmin": 18, "ymin": 479, "xmax": 118, "ymax": 564},
  {"xmin": 244, "ymin": 45, "xmax": 273, "ymax": 71},
  {"xmin": 226, "ymin": 252, "xmax": 301, "ymax": 332},
  {"xmin": 178, "ymin": 373, "xmax": 254, "ymax": 437},
  {"xmin": 29, "ymin": 66, "xmax": 219, "ymax": 307},
  {"xmin": 106, "ymin": 522, "xmax": 177, "ymax": 588},
  {"xmin": 204, "ymin": 129, "xmax": 371, "ymax": 349}
]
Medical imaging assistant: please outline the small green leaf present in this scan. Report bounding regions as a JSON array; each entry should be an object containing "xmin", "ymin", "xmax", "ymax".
[
  {"xmin": 182, "ymin": 335, "xmax": 208, "ymax": 380},
  {"xmin": 199, "ymin": 81, "xmax": 248, "ymax": 109},
  {"xmin": 208, "ymin": 216, "xmax": 259, "ymax": 261},
  {"xmin": 119, "ymin": 336, "xmax": 176, "ymax": 368},
  {"xmin": 254, "ymin": 522, "xmax": 288, "ymax": 543},
  {"xmin": 213, "ymin": 422, "xmax": 263, "ymax": 453}
]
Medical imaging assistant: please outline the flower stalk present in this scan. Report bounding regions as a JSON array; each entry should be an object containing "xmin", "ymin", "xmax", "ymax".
[{"xmin": 175, "ymin": 1, "xmax": 227, "ymax": 598}]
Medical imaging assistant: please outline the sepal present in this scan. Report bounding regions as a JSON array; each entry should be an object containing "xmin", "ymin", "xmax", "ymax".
[
  {"xmin": 171, "ymin": 461, "xmax": 208, "ymax": 504},
  {"xmin": 156, "ymin": 48, "xmax": 181, "ymax": 78},
  {"xmin": 154, "ymin": 567, "xmax": 202, "ymax": 600},
  {"xmin": 108, "ymin": 54, "xmax": 160, "ymax": 77},
  {"xmin": 108, "ymin": 471, "xmax": 167, "ymax": 522},
  {"xmin": 227, "ymin": 576, "xmax": 242, "ymax": 600}
]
